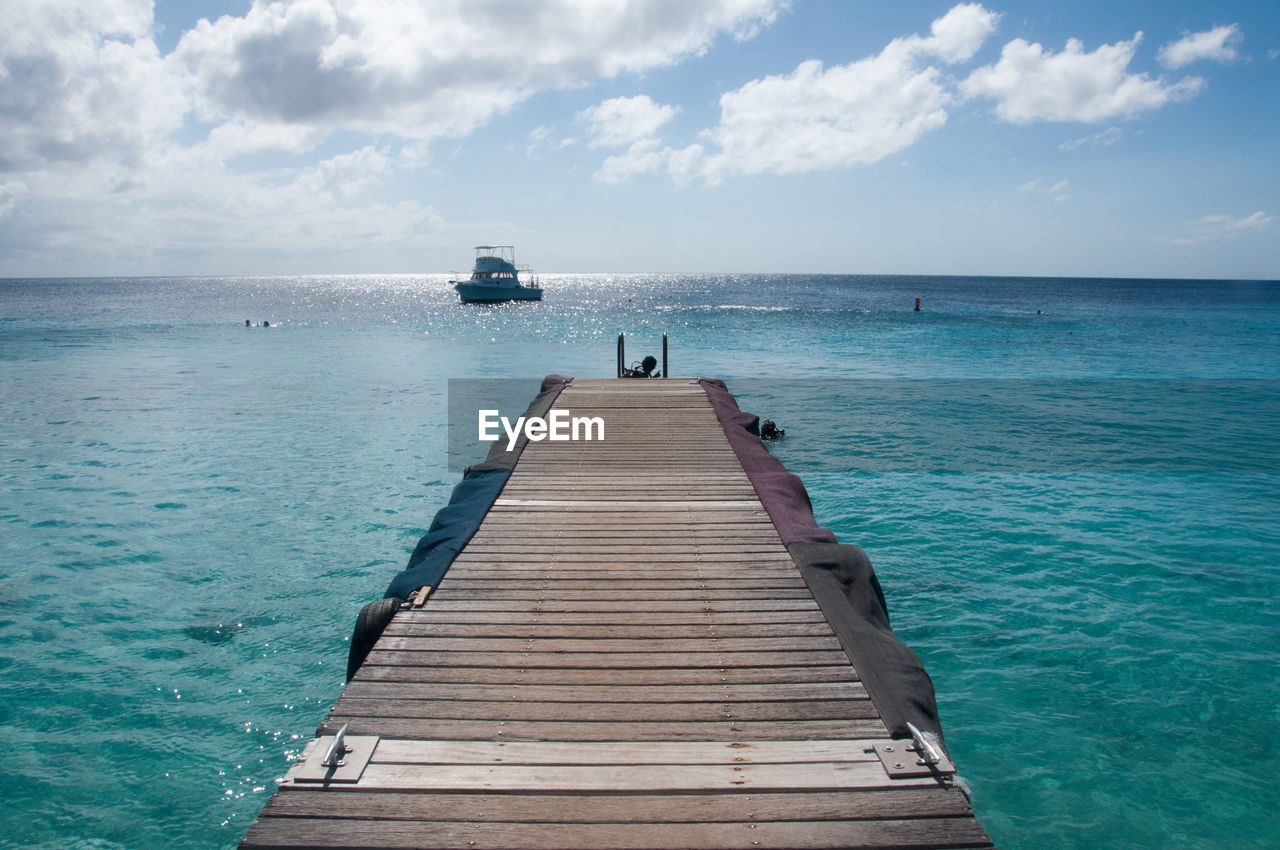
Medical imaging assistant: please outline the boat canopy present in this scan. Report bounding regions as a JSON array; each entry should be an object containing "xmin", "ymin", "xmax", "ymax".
[{"xmin": 474, "ymin": 245, "xmax": 516, "ymax": 265}]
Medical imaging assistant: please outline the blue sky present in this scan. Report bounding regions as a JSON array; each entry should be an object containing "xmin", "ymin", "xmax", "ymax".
[{"xmin": 1, "ymin": 1, "xmax": 1277, "ymax": 278}]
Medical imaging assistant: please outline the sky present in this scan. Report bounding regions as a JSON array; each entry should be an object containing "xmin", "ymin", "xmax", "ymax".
[{"xmin": 1, "ymin": 0, "xmax": 1278, "ymax": 279}]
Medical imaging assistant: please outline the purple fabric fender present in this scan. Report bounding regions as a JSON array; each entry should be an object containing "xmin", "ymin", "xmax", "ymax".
[
  {"xmin": 698, "ymin": 378, "xmax": 836, "ymax": 545},
  {"xmin": 698, "ymin": 377, "xmax": 945, "ymax": 744}
]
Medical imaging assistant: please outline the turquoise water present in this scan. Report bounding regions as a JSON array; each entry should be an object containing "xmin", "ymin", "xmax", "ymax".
[{"xmin": 2, "ymin": 274, "xmax": 1278, "ymax": 848}]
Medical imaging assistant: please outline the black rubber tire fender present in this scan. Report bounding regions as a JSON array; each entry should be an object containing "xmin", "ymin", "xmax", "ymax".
[{"xmin": 346, "ymin": 596, "xmax": 402, "ymax": 681}]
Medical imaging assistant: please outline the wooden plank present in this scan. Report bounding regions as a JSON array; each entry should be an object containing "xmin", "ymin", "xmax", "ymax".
[
  {"xmin": 500, "ymin": 471, "xmax": 751, "ymax": 478},
  {"xmin": 498, "ymin": 477, "xmax": 755, "ymax": 484},
  {"xmin": 373, "ymin": 636, "xmax": 845, "ymax": 653},
  {"xmin": 483, "ymin": 509, "xmax": 773, "ymax": 521},
  {"xmin": 242, "ymin": 817, "xmax": 990, "ymax": 849},
  {"xmin": 482, "ymin": 484, "xmax": 758, "ymax": 491},
  {"xmin": 445, "ymin": 556, "xmax": 792, "ymax": 566},
  {"xmin": 499, "ymin": 482, "xmax": 752, "ymax": 489},
  {"xmin": 462, "ymin": 530, "xmax": 784, "ymax": 541},
  {"xmin": 354, "ymin": 665, "xmax": 861, "ymax": 686},
  {"xmin": 255, "ymin": 788, "xmax": 975, "ymax": 823},
  {"xmin": 316, "ymin": 717, "xmax": 891, "ymax": 742},
  {"xmin": 496, "ymin": 482, "xmax": 757, "ymax": 489},
  {"xmin": 328, "ymin": 698, "xmax": 878, "ymax": 723},
  {"xmin": 379, "ymin": 622, "xmax": 839, "ymax": 639},
  {"xmin": 494, "ymin": 501, "xmax": 762, "ymax": 506},
  {"xmin": 341, "ymin": 681, "xmax": 870, "ymax": 703},
  {"xmin": 494, "ymin": 483, "xmax": 757, "ymax": 491},
  {"xmin": 494, "ymin": 493, "xmax": 764, "ymax": 502},
  {"xmin": 440, "ymin": 567, "xmax": 803, "ymax": 580},
  {"xmin": 445, "ymin": 555, "xmax": 793, "ymax": 568},
  {"xmin": 504, "ymin": 472, "xmax": 745, "ymax": 476},
  {"xmin": 390, "ymin": 610, "xmax": 831, "ymax": 626},
  {"xmin": 364, "ymin": 738, "xmax": 881, "ymax": 765},
  {"xmin": 336, "ymin": 760, "xmax": 932, "ymax": 793},
  {"xmin": 465, "ymin": 528, "xmax": 779, "ymax": 537},
  {"xmin": 433, "ymin": 574, "xmax": 798, "ymax": 588},
  {"xmin": 474, "ymin": 522, "xmax": 777, "ymax": 532},
  {"xmin": 456, "ymin": 544, "xmax": 787, "ymax": 555},
  {"xmin": 510, "ymin": 450, "xmax": 740, "ymax": 456},
  {"xmin": 455, "ymin": 542, "xmax": 784, "ymax": 552},
  {"xmin": 446, "ymin": 557, "xmax": 796, "ymax": 568},
  {"xmin": 359, "ymin": 650, "xmax": 853, "ymax": 669},
  {"xmin": 432, "ymin": 579, "xmax": 800, "ymax": 590},
  {"xmin": 433, "ymin": 576, "xmax": 804, "ymax": 587},
  {"xmin": 424, "ymin": 589, "xmax": 818, "ymax": 601},
  {"xmin": 415, "ymin": 595, "xmax": 823, "ymax": 609}
]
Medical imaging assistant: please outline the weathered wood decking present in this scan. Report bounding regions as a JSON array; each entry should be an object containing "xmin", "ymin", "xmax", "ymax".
[{"xmin": 242, "ymin": 378, "xmax": 991, "ymax": 849}]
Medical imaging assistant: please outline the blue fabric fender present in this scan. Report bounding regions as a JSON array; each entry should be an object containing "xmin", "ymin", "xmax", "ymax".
[
  {"xmin": 384, "ymin": 467, "xmax": 512, "ymax": 599},
  {"xmin": 382, "ymin": 374, "xmax": 573, "ymax": 600}
]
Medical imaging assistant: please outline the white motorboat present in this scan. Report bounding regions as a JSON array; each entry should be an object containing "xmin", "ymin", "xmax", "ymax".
[{"xmin": 452, "ymin": 245, "xmax": 542, "ymax": 303}]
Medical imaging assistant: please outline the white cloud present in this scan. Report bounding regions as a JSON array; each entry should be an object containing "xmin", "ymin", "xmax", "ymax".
[
  {"xmin": 0, "ymin": 0, "xmax": 187, "ymax": 170},
  {"xmin": 202, "ymin": 119, "xmax": 328, "ymax": 160},
  {"xmin": 1158, "ymin": 24, "xmax": 1243, "ymax": 69},
  {"xmin": 666, "ymin": 143, "xmax": 709, "ymax": 183},
  {"xmin": 172, "ymin": 0, "xmax": 786, "ymax": 150},
  {"xmin": 0, "ymin": 179, "xmax": 29, "ymax": 217},
  {"xmin": 2, "ymin": 0, "xmax": 787, "ymax": 175},
  {"xmin": 904, "ymin": 2, "xmax": 1002, "ymax": 63},
  {"xmin": 1160, "ymin": 211, "xmax": 1273, "ymax": 245},
  {"xmin": 1196, "ymin": 211, "xmax": 1273, "ymax": 234},
  {"xmin": 580, "ymin": 95, "xmax": 686, "ymax": 184},
  {"xmin": 962, "ymin": 33, "xmax": 1204, "ymax": 123},
  {"xmin": 298, "ymin": 146, "xmax": 390, "ymax": 201},
  {"xmin": 580, "ymin": 4, "xmax": 1005, "ymax": 185},
  {"xmin": 705, "ymin": 54, "xmax": 949, "ymax": 178},
  {"xmin": 0, "ymin": 0, "xmax": 787, "ymax": 270},
  {"xmin": 525, "ymin": 125, "xmax": 550, "ymax": 157},
  {"xmin": 1019, "ymin": 178, "xmax": 1069, "ymax": 200},
  {"xmin": 579, "ymin": 96, "xmax": 679, "ymax": 148},
  {"xmin": 576, "ymin": 4, "xmax": 1000, "ymax": 185},
  {"xmin": 1060, "ymin": 126, "xmax": 1125, "ymax": 151},
  {"xmin": 5, "ymin": 140, "xmax": 451, "ymax": 270},
  {"xmin": 594, "ymin": 139, "xmax": 672, "ymax": 185},
  {"xmin": 685, "ymin": 4, "xmax": 998, "ymax": 183}
]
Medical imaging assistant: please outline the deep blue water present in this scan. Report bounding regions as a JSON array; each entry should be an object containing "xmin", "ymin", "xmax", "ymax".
[{"xmin": 1, "ymin": 273, "xmax": 1278, "ymax": 848}]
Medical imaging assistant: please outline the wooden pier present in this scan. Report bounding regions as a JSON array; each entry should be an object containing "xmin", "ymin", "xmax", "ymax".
[{"xmin": 242, "ymin": 378, "xmax": 990, "ymax": 849}]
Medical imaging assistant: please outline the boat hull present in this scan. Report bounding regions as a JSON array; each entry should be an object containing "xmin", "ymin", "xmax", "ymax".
[{"xmin": 455, "ymin": 282, "xmax": 542, "ymax": 303}]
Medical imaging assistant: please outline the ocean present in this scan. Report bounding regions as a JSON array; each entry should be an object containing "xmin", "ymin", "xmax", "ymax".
[{"xmin": 1, "ymin": 273, "xmax": 1277, "ymax": 848}]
